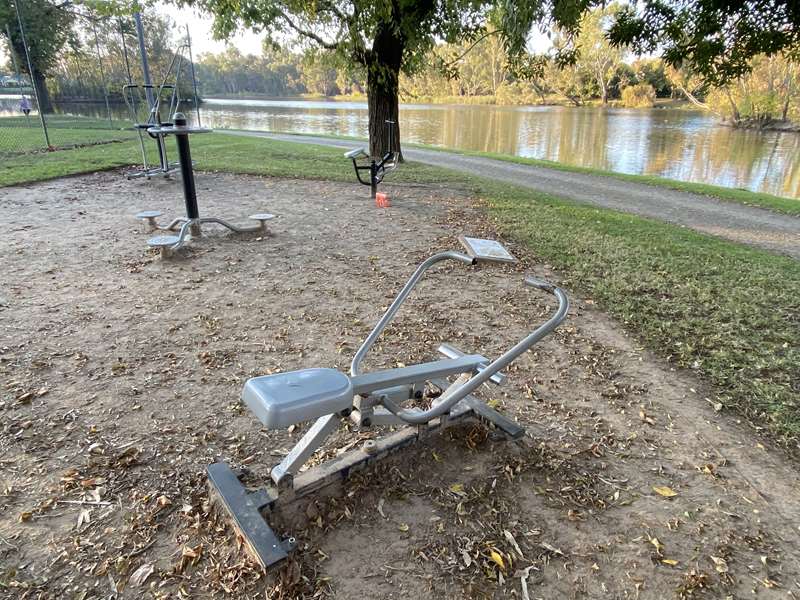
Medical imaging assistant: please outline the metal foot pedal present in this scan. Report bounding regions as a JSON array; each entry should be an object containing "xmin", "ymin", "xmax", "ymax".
[
  {"xmin": 135, "ymin": 210, "xmax": 162, "ymax": 231},
  {"xmin": 147, "ymin": 234, "xmax": 181, "ymax": 257},
  {"xmin": 207, "ymin": 462, "xmax": 296, "ymax": 569}
]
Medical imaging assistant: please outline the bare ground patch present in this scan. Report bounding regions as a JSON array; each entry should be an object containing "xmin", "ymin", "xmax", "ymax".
[{"xmin": 1, "ymin": 171, "xmax": 799, "ymax": 599}]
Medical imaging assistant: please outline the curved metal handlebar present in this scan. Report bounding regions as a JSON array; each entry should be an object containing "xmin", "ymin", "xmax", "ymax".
[
  {"xmin": 380, "ymin": 275, "xmax": 569, "ymax": 424},
  {"xmin": 350, "ymin": 251, "xmax": 476, "ymax": 377}
]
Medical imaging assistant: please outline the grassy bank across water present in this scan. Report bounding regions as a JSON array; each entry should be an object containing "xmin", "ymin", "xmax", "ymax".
[{"xmin": 2, "ymin": 133, "xmax": 798, "ymax": 446}]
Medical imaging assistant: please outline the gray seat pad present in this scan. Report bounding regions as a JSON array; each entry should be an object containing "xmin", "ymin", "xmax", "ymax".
[{"xmin": 242, "ymin": 368, "xmax": 353, "ymax": 429}]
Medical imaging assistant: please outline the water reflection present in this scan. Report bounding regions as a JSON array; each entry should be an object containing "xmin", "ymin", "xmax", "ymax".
[
  {"xmin": 2, "ymin": 95, "xmax": 799, "ymax": 198},
  {"xmin": 197, "ymin": 99, "xmax": 800, "ymax": 198}
]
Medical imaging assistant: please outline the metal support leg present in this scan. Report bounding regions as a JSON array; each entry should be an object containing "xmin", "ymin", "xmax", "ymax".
[
  {"xmin": 370, "ymin": 160, "xmax": 378, "ymax": 200},
  {"xmin": 270, "ymin": 414, "xmax": 340, "ymax": 486}
]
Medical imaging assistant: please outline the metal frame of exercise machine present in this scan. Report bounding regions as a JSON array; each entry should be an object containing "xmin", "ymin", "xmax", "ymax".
[
  {"xmin": 345, "ymin": 120, "xmax": 399, "ymax": 199},
  {"xmin": 134, "ymin": 113, "xmax": 275, "ymax": 257},
  {"xmin": 122, "ymin": 14, "xmax": 200, "ymax": 179},
  {"xmin": 207, "ymin": 237, "xmax": 569, "ymax": 568}
]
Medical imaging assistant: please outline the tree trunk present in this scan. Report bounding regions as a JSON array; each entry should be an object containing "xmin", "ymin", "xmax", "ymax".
[
  {"xmin": 32, "ymin": 68, "xmax": 53, "ymax": 113},
  {"xmin": 724, "ymin": 88, "xmax": 740, "ymax": 121},
  {"xmin": 367, "ymin": 24, "xmax": 404, "ymax": 160}
]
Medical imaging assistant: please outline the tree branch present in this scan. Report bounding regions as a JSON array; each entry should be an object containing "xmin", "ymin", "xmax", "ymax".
[
  {"xmin": 277, "ymin": 10, "xmax": 340, "ymax": 50},
  {"xmin": 443, "ymin": 29, "xmax": 501, "ymax": 68}
]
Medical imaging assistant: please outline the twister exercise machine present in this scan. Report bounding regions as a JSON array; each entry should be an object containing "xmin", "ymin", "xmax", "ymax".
[
  {"xmin": 207, "ymin": 237, "xmax": 569, "ymax": 568},
  {"xmin": 345, "ymin": 120, "xmax": 400, "ymax": 199},
  {"xmin": 135, "ymin": 113, "xmax": 275, "ymax": 257}
]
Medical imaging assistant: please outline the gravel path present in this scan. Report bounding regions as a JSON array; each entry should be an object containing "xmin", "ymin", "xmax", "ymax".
[{"xmin": 236, "ymin": 131, "xmax": 800, "ymax": 260}]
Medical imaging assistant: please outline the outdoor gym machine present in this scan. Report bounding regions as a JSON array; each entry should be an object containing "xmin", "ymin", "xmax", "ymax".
[
  {"xmin": 122, "ymin": 14, "xmax": 201, "ymax": 179},
  {"xmin": 134, "ymin": 113, "xmax": 275, "ymax": 257},
  {"xmin": 207, "ymin": 237, "xmax": 569, "ymax": 569},
  {"xmin": 345, "ymin": 120, "xmax": 399, "ymax": 199}
]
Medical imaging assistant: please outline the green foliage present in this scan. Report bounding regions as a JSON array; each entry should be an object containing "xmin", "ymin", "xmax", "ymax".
[
  {"xmin": 0, "ymin": 0, "xmax": 74, "ymax": 76},
  {"xmin": 631, "ymin": 57, "xmax": 671, "ymax": 97},
  {"xmin": 49, "ymin": 12, "xmax": 187, "ymax": 101},
  {"xmin": 609, "ymin": 1, "xmax": 800, "ymax": 86},
  {"xmin": 196, "ymin": 46, "xmax": 304, "ymax": 96},
  {"xmin": 706, "ymin": 54, "xmax": 800, "ymax": 124},
  {"xmin": 621, "ymin": 82, "xmax": 655, "ymax": 107},
  {"xmin": 0, "ymin": 0, "xmax": 75, "ymax": 109}
]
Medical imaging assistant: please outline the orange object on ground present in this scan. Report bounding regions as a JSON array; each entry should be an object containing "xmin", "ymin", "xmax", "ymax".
[{"xmin": 376, "ymin": 192, "xmax": 390, "ymax": 208}]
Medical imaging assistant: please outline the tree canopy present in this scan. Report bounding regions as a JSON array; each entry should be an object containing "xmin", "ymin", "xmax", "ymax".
[
  {"xmin": 180, "ymin": 0, "xmax": 798, "ymax": 154},
  {"xmin": 607, "ymin": 0, "xmax": 800, "ymax": 85},
  {"xmin": 0, "ymin": 0, "xmax": 75, "ymax": 111}
]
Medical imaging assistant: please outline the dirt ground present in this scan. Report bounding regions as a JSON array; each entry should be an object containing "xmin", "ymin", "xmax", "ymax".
[{"xmin": 1, "ymin": 171, "xmax": 799, "ymax": 600}]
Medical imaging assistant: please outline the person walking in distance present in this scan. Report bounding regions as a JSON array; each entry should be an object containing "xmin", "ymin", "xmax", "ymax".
[{"xmin": 20, "ymin": 95, "xmax": 32, "ymax": 125}]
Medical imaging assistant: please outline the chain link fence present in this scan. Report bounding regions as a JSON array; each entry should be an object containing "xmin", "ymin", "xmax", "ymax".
[{"xmin": 1, "ymin": 2, "xmax": 199, "ymax": 167}]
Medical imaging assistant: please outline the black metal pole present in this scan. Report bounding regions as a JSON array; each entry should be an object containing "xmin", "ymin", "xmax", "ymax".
[
  {"xmin": 370, "ymin": 160, "xmax": 378, "ymax": 200},
  {"xmin": 173, "ymin": 113, "xmax": 199, "ymax": 221}
]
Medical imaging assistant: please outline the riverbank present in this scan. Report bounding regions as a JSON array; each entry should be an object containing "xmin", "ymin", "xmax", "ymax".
[
  {"xmin": 206, "ymin": 92, "xmax": 689, "ymax": 109},
  {"xmin": 227, "ymin": 129, "xmax": 800, "ymax": 216},
  {"xmin": 2, "ymin": 132, "xmax": 798, "ymax": 448}
]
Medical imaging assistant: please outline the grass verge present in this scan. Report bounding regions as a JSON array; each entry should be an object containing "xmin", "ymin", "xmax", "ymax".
[{"xmin": 2, "ymin": 133, "xmax": 798, "ymax": 446}]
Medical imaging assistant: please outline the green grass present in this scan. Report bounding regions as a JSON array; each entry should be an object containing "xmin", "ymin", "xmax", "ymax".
[
  {"xmin": 414, "ymin": 145, "xmax": 800, "ymax": 216},
  {"xmin": 1, "ymin": 115, "xmax": 138, "ymax": 155},
  {"xmin": 221, "ymin": 131, "xmax": 800, "ymax": 216},
  {"xmin": 481, "ymin": 179, "xmax": 800, "ymax": 444},
  {"xmin": 2, "ymin": 133, "xmax": 798, "ymax": 446}
]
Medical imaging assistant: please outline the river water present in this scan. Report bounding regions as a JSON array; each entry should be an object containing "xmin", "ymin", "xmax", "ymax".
[{"xmin": 4, "ymin": 95, "xmax": 800, "ymax": 198}]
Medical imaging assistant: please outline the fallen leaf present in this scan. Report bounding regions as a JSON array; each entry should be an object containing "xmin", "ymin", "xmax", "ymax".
[
  {"xmin": 377, "ymin": 498, "xmax": 386, "ymax": 519},
  {"xmin": 653, "ymin": 486, "xmax": 678, "ymax": 498},
  {"xmin": 710, "ymin": 555, "xmax": 728, "ymax": 573},
  {"xmin": 540, "ymin": 542, "xmax": 564, "ymax": 556},
  {"xmin": 77, "ymin": 508, "xmax": 91, "ymax": 528},
  {"xmin": 181, "ymin": 544, "xmax": 202, "ymax": 559},
  {"xmin": 129, "ymin": 563, "xmax": 154, "ymax": 587},
  {"xmin": 462, "ymin": 550, "xmax": 472, "ymax": 567},
  {"xmin": 398, "ymin": 523, "xmax": 409, "ymax": 532},
  {"xmin": 661, "ymin": 559, "xmax": 679, "ymax": 566},
  {"xmin": 650, "ymin": 537, "xmax": 663, "ymax": 554},
  {"xmin": 489, "ymin": 550, "xmax": 506, "ymax": 571},
  {"xmin": 504, "ymin": 530, "xmax": 524, "ymax": 559}
]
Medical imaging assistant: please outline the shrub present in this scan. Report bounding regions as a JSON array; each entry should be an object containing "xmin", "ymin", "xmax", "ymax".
[{"xmin": 621, "ymin": 83, "xmax": 656, "ymax": 108}]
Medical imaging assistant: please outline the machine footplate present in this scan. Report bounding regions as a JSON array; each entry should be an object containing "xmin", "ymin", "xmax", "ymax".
[{"xmin": 206, "ymin": 462, "xmax": 294, "ymax": 569}]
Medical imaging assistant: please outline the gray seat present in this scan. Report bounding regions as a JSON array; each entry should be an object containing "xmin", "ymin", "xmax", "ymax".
[
  {"xmin": 242, "ymin": 368, "xmax": 354, "ymax": 429},
  {"xmin": 344, "ymin": 147, "xmax": 368, "ymax": 159}
]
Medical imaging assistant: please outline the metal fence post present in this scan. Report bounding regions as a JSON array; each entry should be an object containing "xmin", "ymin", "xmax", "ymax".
[
  {"xmin": 91, "ymin": 19, "xmax": 114, "ymax": 129},
  {"xmin": 11, "ymin": 0, "xmax": 50, "ymax": 148}
]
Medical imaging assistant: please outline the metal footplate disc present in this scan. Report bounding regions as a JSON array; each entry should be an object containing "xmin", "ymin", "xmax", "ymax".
[{"xmin": 206, "ymin": 463, "xmax": 295, "ymax": 569}]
